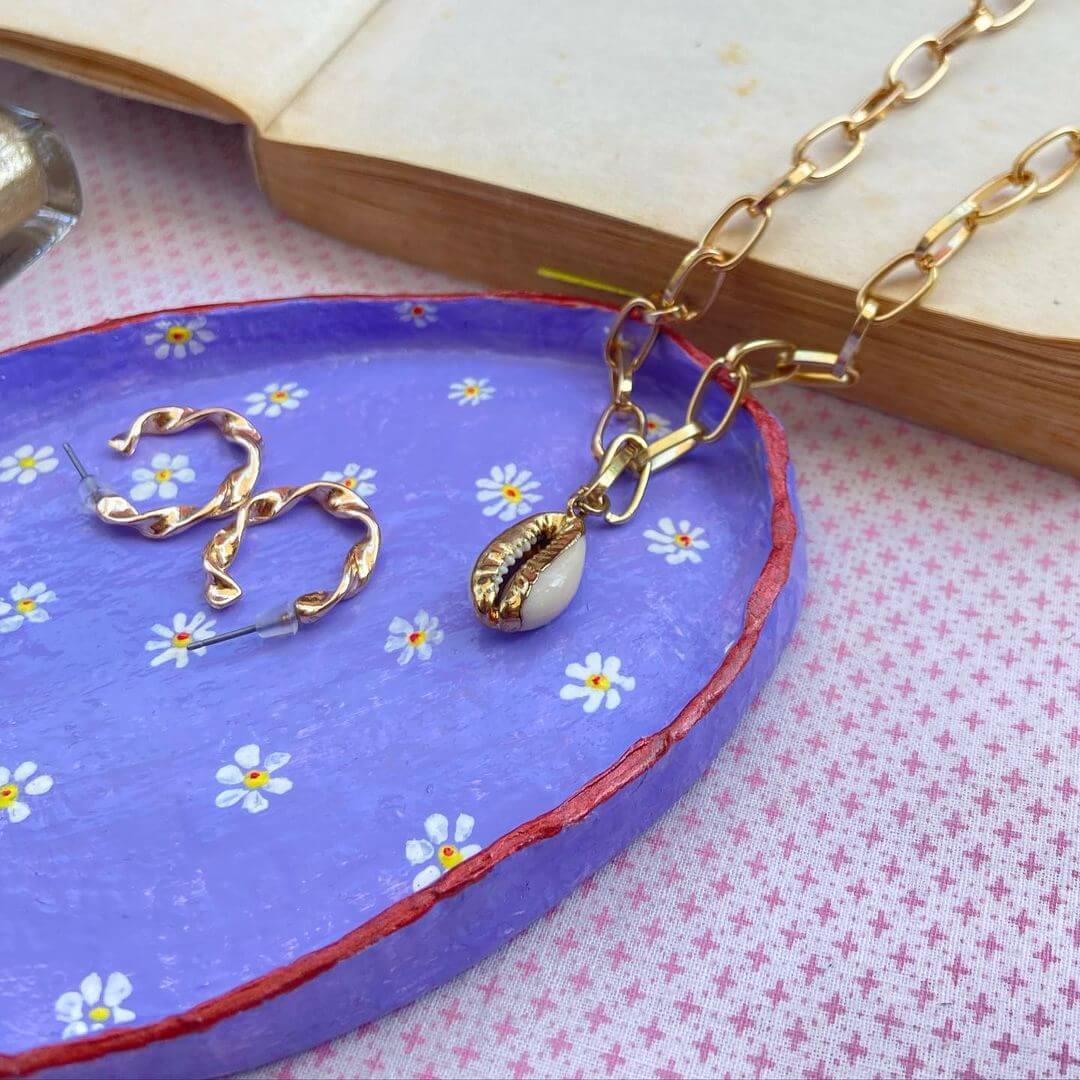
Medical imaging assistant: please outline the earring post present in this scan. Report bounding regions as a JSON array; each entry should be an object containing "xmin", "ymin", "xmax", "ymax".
[
  {"xmin": 62, "ymin": 442, "xmax": 90, "ymax": 479},
  {"xmin": 198, "ymin": 625, "xmax": 259, "ymax": 650},
  {"xmin": 198, "ymin": 602, "xmax": 302, "ymax": 652}
]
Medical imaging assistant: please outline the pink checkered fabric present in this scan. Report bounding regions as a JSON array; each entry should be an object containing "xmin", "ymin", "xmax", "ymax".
[{"xmin": 3, "ymin": 61, "xmax": 1076, "ymax": 1080}]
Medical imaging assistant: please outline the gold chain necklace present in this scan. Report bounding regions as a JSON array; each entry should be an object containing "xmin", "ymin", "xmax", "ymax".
[{"xmin": 471, "ymin": 0, "xmax": 1077, "ymax": 633}]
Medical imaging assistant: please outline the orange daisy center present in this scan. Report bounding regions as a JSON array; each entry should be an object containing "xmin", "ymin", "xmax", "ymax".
[
  {"xmin": 502, "ymin": 485, "xmax": 521, "ymax": 502},
  {"xmin": 438, "ymin": 843, "xmax": 463, "ymax": 869},
  {"xmin": 675, "ymin": 533, "xmax": 693, "ymax": 547},
  {"xmin": 587, "ymin": 674, "xmax": 611, "ymax": 691},
  {"xmin": 408, "ymin": 630, "xmax": 426, "ymax": 647},
  {"xmin": 270, "ymin": 390, "xmax": 289, "ymax": 403},
  {"xmin": 165, "ymin": 326, "xmax": 192, "ymax": 344}
]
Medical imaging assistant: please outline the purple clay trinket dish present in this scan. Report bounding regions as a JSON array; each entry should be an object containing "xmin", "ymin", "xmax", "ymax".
[{"xmin": 0, "ymin": 294, "xmax": 805, "ymax": 1077}]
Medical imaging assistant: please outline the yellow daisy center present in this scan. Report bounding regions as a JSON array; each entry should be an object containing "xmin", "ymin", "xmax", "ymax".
[
  {"xmin": 0, "ymin": 784, "xmax": 18, "ymax": 808},
  {"xmin": 438, "ymin": 843, "xmax": 462, "ymax": 869},
  {"xmin": 343, "ymin": 477, "xmax": 357, "ymax": 489},
  {"xmin": 154, "ymin": 468, "xmax": 172, "ymax": 483},
  {"xmin": 243, "ymin": 769, "xmax": 269, "ymax": 789},
  {"xmin": 407, "ymin": 630, "xmax": 426, "ymax": 647},
  {"xmin": 165, "ymin": 326, "xmax": 192, "ymax": 345},
  {"xmin": 18, "ymin": 456, "xmax": 36, "ymax": 469},
  {"xmin": 502, "ymin": 485, "xmax": 521, "ymax": 503},
  {"xmin": 464, "ymin": 385, "xmax": 478, "ymax": 396},
  {"xmin": 16, "ymin": 598, "xmax": 36, "ymax": 614},
  {"xmin": 586, "ymin": 673, "xmax": 611, "ymax": 691},
  {"xmin": 675, "ymin": 533, "xmax": 693, "ymax": 547},
  {"xmin": 170, "ymin": 630, "xmax": 193, "ymax": 649},
  {"xmin": 270, "ymin": 390, "xmax": 289, "ymax": 403},
  {"xmin": 87, "ymin": 1006, "xmax": 111, "ymax": 1023}
]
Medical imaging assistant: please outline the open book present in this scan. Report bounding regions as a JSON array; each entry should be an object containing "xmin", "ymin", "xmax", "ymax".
[{"xmin": 2, "ymin": 0, "xmax": 1077, "ymax": 472}]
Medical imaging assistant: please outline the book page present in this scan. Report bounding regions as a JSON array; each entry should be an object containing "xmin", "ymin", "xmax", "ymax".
[
  {"xmin": 0, "ymin": 0, "xmax": 383, "ymax": 128},
  {"xmin": 268, "ymin": 0, "xmax": 1080, "ymax": 339}
]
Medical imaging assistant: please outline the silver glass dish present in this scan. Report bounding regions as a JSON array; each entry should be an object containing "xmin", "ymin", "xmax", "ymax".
[{"xmin": 0, "ymin": 103, "xmax": 81, "ymax": 288}]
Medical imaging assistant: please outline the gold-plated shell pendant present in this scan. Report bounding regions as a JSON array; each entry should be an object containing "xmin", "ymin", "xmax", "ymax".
[{"xmin": 470, "ymin": 511, "xmax": 586, "ymax": 632}]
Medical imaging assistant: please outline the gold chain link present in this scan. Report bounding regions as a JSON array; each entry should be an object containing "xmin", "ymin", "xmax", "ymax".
[
  {"xmin": 833, "ymin": 125, "xmax": 1080, "ymax": 369},
  {"xmin": 600, "ymin": 1, "xmax": 1031, "ymax": 388},
  {"xmin": 567, "ymin": 1, "xmax": 1042, "ymax": 527},
  {"xmin": 730, "ymin": 122, "xmax": 1078, "ymax": 389}
]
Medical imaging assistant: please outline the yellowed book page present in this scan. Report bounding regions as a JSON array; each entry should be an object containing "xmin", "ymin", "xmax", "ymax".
[
  {"xmin": 267, "ymin": 0, "xmax": 1080, "ymax": 339},
  {"xmin": 0, "ymin": 0, "xmax": 383, "ymax": 128}
]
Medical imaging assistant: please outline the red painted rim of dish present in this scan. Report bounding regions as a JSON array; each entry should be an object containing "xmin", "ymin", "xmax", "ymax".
[{"xmin": 0, "ymin": 292, "xmax": 798, "ymax": 1077}]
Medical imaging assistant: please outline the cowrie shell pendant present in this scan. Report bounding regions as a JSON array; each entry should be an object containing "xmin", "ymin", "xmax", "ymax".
[{"xmin": 470, "ymin": 511, "xmax": 586, "ymax": 632}]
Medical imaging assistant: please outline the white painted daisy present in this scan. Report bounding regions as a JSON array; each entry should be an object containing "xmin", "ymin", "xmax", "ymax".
[
  {"xmin": 449, "ymin": 377, "xmax": 494, "ymax": 406},
  {"xmin": 320, "ymin": 462, "xmax": 376, "ymax": 497},
  {"xmin": 0, "ymin": 444, "xmax": 59, "ymax": 485},
  {"xmin": 475, "ymin": 463, "xmax": 542, "ymax": 522},
  {"xmin": 385, "ymin": 611, "xmax": 444, "ymax": 665},
  {"xmin": 0, "ymin": 582, "xmax": 56, "ymax": 634},
  {"xmin": 56, "ymin": 973, "xmax": 135, "ymax": 1039},
  {"xmin": 145, "ymin": 612, "xmax": 215, "ymax": 668},
  {"xmin": 215, "ymin": 744, "xmax": 293, "ymax": 814},
  {"xmin": 0, "ymin": 762, "xmax": 53, "ymax": 824},
  {"xmin": 244, "ymin": 381, "xmax": 309, "ymax": 418},
  {"xmin": 644, "ymin": 413, "xmax": 673, "ymax": 440},
  {"xmin": 397, "ymin": 300, "xmax": 437, "ymax": 327},
  {"xmin": 406, "ymin": 812, "xmax": 481, "ymax": 891},
  {"xmin": 143, "ymin": 315, "xmax": 215, "ymax": 360},
  {"xmin": 643, "ymin": 517, "xmax": 709, "ymax": 564},
  {"xmin": 560, "ymin": 652, "xmax": 636, "ymax": 713},
  {"xmin": 129, "ymin": 452, "xmax": 195, "ymax": 502}
]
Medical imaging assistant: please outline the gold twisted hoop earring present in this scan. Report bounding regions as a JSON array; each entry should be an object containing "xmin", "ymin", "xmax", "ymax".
[
  {"xmin": 202, "ymin": 481, "xmax": 381, "ymax": 621},
  {"xmin": 65, "ymin": 406, "xmax": 262, "ymax": 539}
]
